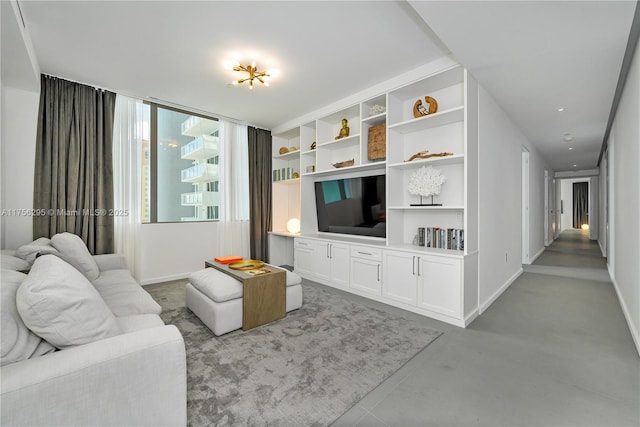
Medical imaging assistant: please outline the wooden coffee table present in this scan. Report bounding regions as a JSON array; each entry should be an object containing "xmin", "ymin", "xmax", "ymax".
[{"xmin": 204, "ymin": 261, "xmax": 286, "ymax": 330}]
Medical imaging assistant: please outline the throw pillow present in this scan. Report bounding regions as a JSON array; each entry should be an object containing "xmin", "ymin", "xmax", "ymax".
[
  {"xmin": 15, "ymin": 237, "xmax": 59, "ymax": 264},
  {"xmin": 16, "ymin": 255, "xmax": 122, "ymax": 349},
  {"xmin": 1, "ymin": 270, "xmax": 55, "ymax": 366},
  {"xmin": 50, "ymin": 232, "xmax": 100, "ymax": 281}
]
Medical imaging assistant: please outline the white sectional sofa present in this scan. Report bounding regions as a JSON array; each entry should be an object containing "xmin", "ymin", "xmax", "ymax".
[{"xmin": 1, "ymin": 233, "xmax": 186, "ymax": 426}]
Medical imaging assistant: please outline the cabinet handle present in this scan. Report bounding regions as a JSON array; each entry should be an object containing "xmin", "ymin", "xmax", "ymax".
[
  {"xmin": 326, "ymin": 244, "xmax": 330, "ymax": 258},
  {"xmin": 377, "ymin": 264, "xmax": 381, "ymax": 281},
  {"xmin": 412, "ymin": 256, "xmax": 416, "ymax": 275},
  {"xmin": 357, "ymin": 251, "xmax": 373, "ymax": 256},
  {"xmin": 417, "ymin": 257, "xmax": 421, "ymax": 276}
]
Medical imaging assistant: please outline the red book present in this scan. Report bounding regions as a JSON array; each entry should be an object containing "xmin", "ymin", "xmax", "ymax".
[{"xmin": 214, "ymin": 255, "xmax": 243, "ymax": 264}]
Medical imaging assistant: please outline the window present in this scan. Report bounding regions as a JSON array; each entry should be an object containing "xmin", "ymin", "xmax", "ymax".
[{"xmin": 141, "ymin": 103, "xmax": 220, "ymax": 223}]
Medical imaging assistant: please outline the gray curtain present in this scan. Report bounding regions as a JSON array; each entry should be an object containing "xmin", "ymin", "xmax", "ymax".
[
  {"xmin": 247, "ymin": 127, "xmax": 272, "ymax": 261},
  {"xmin": 33, "ymin": 75, "xmax": 116, "ymax": 254},
  {"xmin": 573, "ymin": 182, "xmax": 589, "ymax": 229}
]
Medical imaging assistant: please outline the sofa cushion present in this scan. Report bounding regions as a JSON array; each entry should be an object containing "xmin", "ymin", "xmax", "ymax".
[
  {"xmin": 189, "ymin": 268, "xmax": 243, "ymax": 303},
  {"xmin": 1, "ymin": 255, "xmax": 31, "ymax": 272},
  {"xmin": 92, "ymin": 269, "xmax": 162, "ymax": 316},
  {"xmin": 50, "ymin": 232, "xmax": 100, "ymax": 281},
  {"xmin": 16, "ymin": 255, "xmax": 122, "ymax": 349},
  {"xmin": 1, "ymin": 270, "xmax": 55, "ymax": 366},
  {"xmin": 116, "ymin": 314, "xmax": 165, "ymax": 333}
]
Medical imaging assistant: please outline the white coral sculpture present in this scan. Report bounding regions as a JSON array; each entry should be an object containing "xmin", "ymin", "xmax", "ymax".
[{"xmin": 408, "ymin": 166, "xmax": 446, "ymax": 203}]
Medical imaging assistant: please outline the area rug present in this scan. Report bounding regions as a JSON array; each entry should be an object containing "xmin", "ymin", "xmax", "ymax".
[{"xmin": 147, "ymin": 280, "xmax": 442, "ymax": 427}]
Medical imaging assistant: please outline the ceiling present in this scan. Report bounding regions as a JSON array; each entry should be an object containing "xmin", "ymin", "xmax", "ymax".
[{"xmin": 4, "ymin": 1, "xmax": 637, "ymax": 172}]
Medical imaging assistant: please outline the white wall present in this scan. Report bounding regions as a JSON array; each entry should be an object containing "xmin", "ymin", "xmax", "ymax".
[
  {"xmin": 138, "ymin": 222, "xmax": 222, "ymax": 284},
  {"xmin": 0, "ymin": 86, "xmax": 40, "ymax": 249},
  {"xmin": 1, "ymin": 1, "xmax": 41, "ymax": 250},
  {"xmin": 477, "ymin": 87, "xmax": 527, "ymax": 310},
  {"xmin": 607, "ymin": 36, "xmax": 640, "ymax": 355}
]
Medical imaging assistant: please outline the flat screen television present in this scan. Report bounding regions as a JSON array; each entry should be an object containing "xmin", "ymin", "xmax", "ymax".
[{"xmin": 314, "ymin": 174, "xmax": 386, "ymax": 238}]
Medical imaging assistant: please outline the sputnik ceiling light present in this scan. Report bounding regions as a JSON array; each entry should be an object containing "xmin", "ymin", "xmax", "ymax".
[{"xmin": 230, "ymin": 61, "xmax": 270, "ymax": 89}]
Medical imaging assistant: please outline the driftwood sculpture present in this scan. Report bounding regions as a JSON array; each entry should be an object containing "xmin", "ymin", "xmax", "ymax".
[{"xmin": 405, "ymin": 150, "xmax": 453, "ymax": 162}]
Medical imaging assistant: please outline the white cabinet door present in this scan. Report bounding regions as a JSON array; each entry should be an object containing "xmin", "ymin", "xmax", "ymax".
[
  {"xmin": 417, "ymin": 256, "xmax": 462, "ymax": 318},
  {"xmin": 328, "ymin": 242, "xmax": 350, "ymax": 287},
  {"xmin": 350, "ymin": 257, "xmax": 382, "ymax": 295},
  {"xmin": 314, "ymin": 241, "xmax": 332, "ymax": 282},
  {"xmin": 294, "ymin": 239, "xmax": 316, "ymax": 277},
  {"xmin": 382, "ymin": 250, "xmax": 418, "ymax": 305}
]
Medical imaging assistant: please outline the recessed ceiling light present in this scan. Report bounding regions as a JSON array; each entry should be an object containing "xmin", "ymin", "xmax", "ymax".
[
  {"xmin": 569, "ymin": 147, "xmax": 573, "ymax": 150},
  {"xmin": 573, "ymin": 164, "xmax": 577, "ymax": 167},
  {"xmin": 563, "ymin": 133, "xmax": 573, "ymax": 142},
  {"xmin": 557, "ymin": 108, "xmax": 565, "ymax": 112}
]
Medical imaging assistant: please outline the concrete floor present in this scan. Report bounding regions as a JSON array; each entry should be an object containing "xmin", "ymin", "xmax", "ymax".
[{"xmin": 331, "ymin": 230, "xmax": 640, "ymax": 426}]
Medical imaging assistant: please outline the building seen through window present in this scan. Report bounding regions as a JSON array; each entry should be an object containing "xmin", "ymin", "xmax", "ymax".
[{"xmin": 141, "ymin": 104, "xmax": 220, "ymax": 223}]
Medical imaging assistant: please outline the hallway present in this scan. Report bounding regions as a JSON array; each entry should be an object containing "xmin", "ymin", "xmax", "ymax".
[
  {"xmin": 525, "ymin": 229, "xmax": 610, "ymax": 282},
  {"xmin": 334, "ymin": 229, "xmax": 639, "ymax": 426}
]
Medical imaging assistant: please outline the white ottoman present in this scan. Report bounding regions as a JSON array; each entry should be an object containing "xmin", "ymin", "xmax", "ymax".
[{"xmin": 186, "ymin": 266, "xmax": 303, "ymax": 336}]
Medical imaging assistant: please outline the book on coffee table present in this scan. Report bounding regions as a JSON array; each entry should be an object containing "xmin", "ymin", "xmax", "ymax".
[{"xmin": 214, "ymin": 255, "xmax": 243, "ymax": 264}]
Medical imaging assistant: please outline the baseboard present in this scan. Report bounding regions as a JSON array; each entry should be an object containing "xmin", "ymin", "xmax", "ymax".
[
  {"xmin": 530, "ymin": 246, "xmax": 545, "ymax": 264},
  {"xmin": 479, "ymin": 268, "xmax": 523, "ymax": 314},
  {"xmin": 141, "ymin": 272, "xmax": 190, "ymax": 286},
  {"xmin": 464, "ymin": 308, "xmax": 480, "ymax": 327},
  {"xmin": 608, "ymin": 264, "xmax": 640, "ymax": 357},
  {"xmin": 598, "ymin": 239, "xmax": 607, "ymax": 257}
]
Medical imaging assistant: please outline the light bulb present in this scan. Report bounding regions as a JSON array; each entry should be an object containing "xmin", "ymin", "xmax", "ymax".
[{"xmin": 231, "ymin": 81, "xmax": 238, "ymax": 85}]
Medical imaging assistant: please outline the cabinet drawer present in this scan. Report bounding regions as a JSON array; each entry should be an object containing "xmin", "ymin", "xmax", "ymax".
[
  {"xmin": 294, "ymin": 238, "xmax": 314, "ymax": 249},
  {"xmin": 350, "ymin": 245, "xmax": 382, "ymax": 261}
]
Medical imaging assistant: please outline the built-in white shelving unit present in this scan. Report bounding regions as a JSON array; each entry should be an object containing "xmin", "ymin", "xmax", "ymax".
[{"xmin": 270, "ymin": 63, "xmax": 480, "ymax": 327}]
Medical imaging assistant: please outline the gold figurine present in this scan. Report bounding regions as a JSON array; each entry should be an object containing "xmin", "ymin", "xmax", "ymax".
[{"xmin": 335, "ymin": 118, "xmax": 350, "ymax": 140}]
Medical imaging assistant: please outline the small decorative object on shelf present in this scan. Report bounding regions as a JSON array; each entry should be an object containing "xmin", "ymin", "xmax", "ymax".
[
  {"xmin": 332, "ymin": 159, "xmax": 355, "ymax": 168},
  {"xmin": 413, "ymin": 96, "xmax": 438, "ymax": 118},
  {"xmin": 288, "ymin": 146, "xmax": 299, "ymax": 152},
  {"xmin": 405, "ymin": 150, "xmax": 454, "ymax": 162},
  {"xmin": 369, "ymin": 104, "xmax": 386, "ymax": 116},
  {"xmin": 292, "ymin": 172, "xmax": 300, "ymax": 179},
  {"xmin": 408, "ymin": 165, "xmax": 446, "ymax": 206},
  {"xmin": 306, "ymin": 165, "xmax": 316, "ymax": 173},
  {"xmin": 279, "ymin": 146, "xmax": 289, "ymax": 155},
  {"xmin": 335, "ymin": 118, "xmax": 350, "ymax": 140},
  {"xmin": 310, "ymin": 141, "xmax": 316, "ymax": 150},
  {"xmin": 368, "ymin": 123, "xmax": 386, "ymax": 161}
]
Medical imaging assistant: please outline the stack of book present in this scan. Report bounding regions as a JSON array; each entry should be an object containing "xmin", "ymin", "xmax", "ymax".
[
  {"xmin": 273, "ymin": 167, "xmax": 295, "ymax": 181},
  {"xmin": 417, "ymin": 227, "xmax": 464, "ymax": 251}
]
